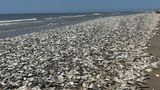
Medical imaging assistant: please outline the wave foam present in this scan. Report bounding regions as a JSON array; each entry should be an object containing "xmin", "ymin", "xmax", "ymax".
[
  {"xmin": 45, "ymin": 15, "xmax": 86, "ymax": 20},
  {"xmin": 0, "ymin": 18, "xmax": 37, "ymax": 23},
  {"xmin": 0, "ymin": 18, "xmax": 37, "ymax": 26}
]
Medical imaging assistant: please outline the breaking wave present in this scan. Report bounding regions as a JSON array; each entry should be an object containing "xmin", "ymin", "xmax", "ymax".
[{"xmin": 0, "ymin": 18, "xmax": 37, "ymax": 26}]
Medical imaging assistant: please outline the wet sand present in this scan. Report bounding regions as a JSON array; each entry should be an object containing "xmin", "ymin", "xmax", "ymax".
[{"xmin": 145, "ymin": 18, "xmax": 160, "ymax": 89}]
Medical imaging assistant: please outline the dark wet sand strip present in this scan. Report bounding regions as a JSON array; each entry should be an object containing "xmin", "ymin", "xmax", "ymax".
[{"xmin": 145, "ymin": 20, "xmax": 160, "ymax": 90}]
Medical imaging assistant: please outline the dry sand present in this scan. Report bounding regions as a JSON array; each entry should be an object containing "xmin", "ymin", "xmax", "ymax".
[{"xmin": 145, "ymin": 18, "xmax": 160, "ymax": 90}]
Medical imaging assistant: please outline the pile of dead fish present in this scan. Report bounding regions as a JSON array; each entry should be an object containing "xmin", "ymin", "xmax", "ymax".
[{"xmin": 0, "ymin": 12, "xmax": 159, "ymax": 90}]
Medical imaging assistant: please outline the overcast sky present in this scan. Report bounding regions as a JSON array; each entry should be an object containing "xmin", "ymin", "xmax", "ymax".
[{"xmin": 0, "ymin": 0, "xmax": 160, "ymax": 13}]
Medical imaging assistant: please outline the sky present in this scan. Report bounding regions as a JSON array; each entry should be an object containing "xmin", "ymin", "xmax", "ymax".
[{"xmin": 0, "ymin": 0, "xmax": 160, "ymax": 14}]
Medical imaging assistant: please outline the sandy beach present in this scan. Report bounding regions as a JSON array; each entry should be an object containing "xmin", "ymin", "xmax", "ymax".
[
  {"xmin": 145, "ymin": 15, "xmax": 160, "ymax": 90},
  {"xmin": 0, "ymin": 12, "xmax": 159, "ymax": 90}
]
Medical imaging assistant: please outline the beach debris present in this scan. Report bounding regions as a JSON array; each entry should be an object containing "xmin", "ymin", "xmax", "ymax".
[
  {"xmin": 154, "ymin": 74, "xmax": 160, "ymax": 77},
  {"xmin": 146, "ymin": 68, "xmax": 152, "ymax": 72},
  {"xmin": 0, "ymin": 12, "xmax": 159, "ymax": 90}
]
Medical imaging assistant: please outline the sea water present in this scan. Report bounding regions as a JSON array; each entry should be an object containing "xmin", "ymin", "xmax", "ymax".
[{"xmin": 0, "ymin": 12, "xmax": 139, "ymax": 38}]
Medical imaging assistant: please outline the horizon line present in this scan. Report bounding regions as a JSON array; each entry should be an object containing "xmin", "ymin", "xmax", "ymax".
[{"xmin": 0, "ymin": 9, "xmax": 159, "ymax": 14}]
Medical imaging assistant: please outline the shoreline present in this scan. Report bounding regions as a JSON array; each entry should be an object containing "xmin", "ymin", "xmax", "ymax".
[
  {"xmin": 0, "ymin": 12, "xmax": 143, "ymax": 39},
  {"xmin": 0, "ymin": 12, "xmax": 159, "ymax": 90}
]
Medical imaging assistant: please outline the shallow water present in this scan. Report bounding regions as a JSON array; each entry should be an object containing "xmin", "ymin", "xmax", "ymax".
[{"xmin": 0, "ymin": 12, "xmax": 140, "ymax": 39}]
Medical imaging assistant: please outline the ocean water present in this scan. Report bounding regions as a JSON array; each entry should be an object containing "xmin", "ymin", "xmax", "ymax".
[{"xmin": 0, "ymin": 12, "xmax": 140, "ymax": 39}]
